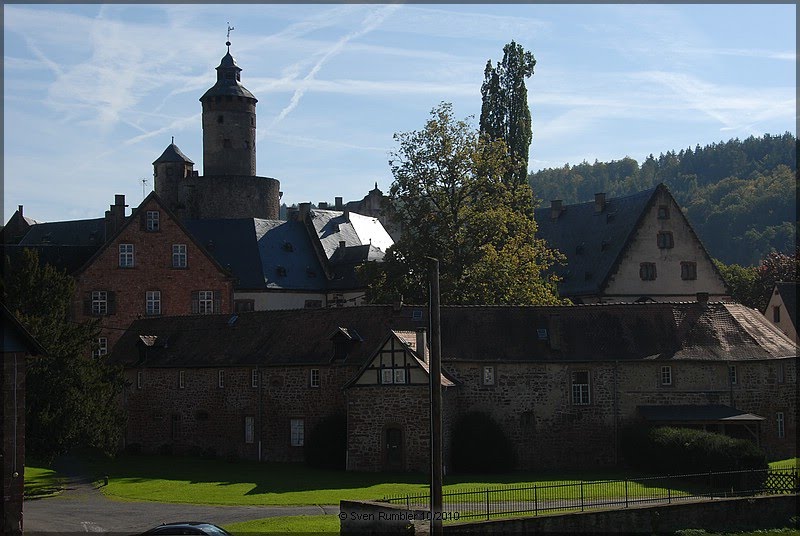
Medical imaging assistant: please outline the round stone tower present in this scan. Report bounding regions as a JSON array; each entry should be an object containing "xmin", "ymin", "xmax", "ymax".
[{"xmin": 200, "ymin": 42, "xmax": 257, "ymax": 177}]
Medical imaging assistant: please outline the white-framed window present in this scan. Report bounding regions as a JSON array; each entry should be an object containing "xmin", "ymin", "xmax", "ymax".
[
  {"xmin": 146, "ymin": 290, "xmax": 161, "ymax": 316},
  {"xmin": 137, "ymin": 371, "xmax": 143, "ymax": 389},
  {"xmin": 393, "ymin": 368, "xmax": 406, "ymax": 384},
  {"xmin": 172, "ymin": 244, "xmax": 187, "ymax": 268},
  {"xmin": 483, "ymin": 366, "xmax": 495, "ymax": 386},
  {"xmin": 661, "ymin": 365, "xmax": 672, "ymax": 386},
  {"xmin": 251, "ymin": 369, "xmax": 259, "ymax": 388},
  {"xmin": 146, "ymin": 211, "xmax": 160, "ymax": 231},
  {"xmin": 199, "ymin": 290, "xmax": 214, "ymax": 314},
  {"xmin": 729, "ymin": 365, "xmax": 737, "ymax": 385},
  {"xmin": 218, "ymin": 370, "xmax": 225, "ymax": 388},
  {"xmin": 245, "ymin": 416, "xmax": 255, "ymax": 444},
  {"xmin": 179, "ymin": 370, "xmax": 185, "ymax": 389},
  {"xmin": 777, "ymin": 412, "xmax": 785, "ymax": 439},
  {"xmin": 290, "ymin": 418, "xmax": 304, "ymax": 447},
  {"xmin": 571, "ymin": 370, "xmax": 590, "ymax": 405},
  {"xmin": 310, "ymin": 368, "xmax": 320, "ymax": 388},
  {"xmin": 92, "ymin": 337, "xmax": 108, "ymax": 358},
  {"xmin": 381, "ymin": 368, "xmax": 394, "ymax": 384},
  {"xmin": 119, "ymin": 243, "xmax": 134, "ymax": 268},
  {"xmin": 91, "ymin": 291, "xmax": 108, "ymax": 316}
]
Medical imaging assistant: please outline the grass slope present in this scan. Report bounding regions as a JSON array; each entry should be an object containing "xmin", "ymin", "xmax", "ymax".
[
  {"xmin": 224, "ymin": 515, "xmax": 338, "ymax": 533},
  {"xmin": 24, "ymin": 465, "xmax": 65, "ymax": 499}
]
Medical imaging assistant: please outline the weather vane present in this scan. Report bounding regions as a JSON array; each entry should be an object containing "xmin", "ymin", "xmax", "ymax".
[{"xmin": 226, "ymin": 22, "xmax": 235, "ymax": 49}]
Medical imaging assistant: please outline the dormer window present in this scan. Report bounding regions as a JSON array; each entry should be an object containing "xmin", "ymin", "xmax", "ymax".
[
  {"xmin": 657, "ymin": 205, "xmax": 670, "ymax": 219},
  {"xmin": 276, "ymin": 266, "xmax": 287, "ymax": 277},
  {"xmin": 283, "ymin": 242, "xmax": 294, "ymax": 252}
]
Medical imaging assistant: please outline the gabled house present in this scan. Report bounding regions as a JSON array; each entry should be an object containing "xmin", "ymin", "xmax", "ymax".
[
  {"xmin": 764, "ymin": 282, "xmax": 798, "ymax": 343},
  {"xmin": 108, "ymin": 302, "xmax": 796, "ymax": 472},
  {"xmin": 535, "ymin": 184, "xmax": 729, "ymax": 303},
  {"xmin": 2, "ymin": 304, "xmax": 46, "ymax": 536},
  {"xmin": 72, "ymin": 192, "xmax": 235, "ymax": 352}
]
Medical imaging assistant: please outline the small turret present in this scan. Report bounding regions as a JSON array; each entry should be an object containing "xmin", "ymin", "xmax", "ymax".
[{"xmin": 153, "ymin": 138, "xmax": 195, "ymax": 209}]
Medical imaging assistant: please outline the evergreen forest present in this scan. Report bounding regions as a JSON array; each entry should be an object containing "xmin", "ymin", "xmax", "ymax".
[{"xmin": 528, "ymin": 132, "xmax": 797, "ymax": 266}]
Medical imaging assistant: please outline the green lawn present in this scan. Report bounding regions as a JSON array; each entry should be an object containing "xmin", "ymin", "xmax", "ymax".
[
  {"xmin": 769, "ymin": 458, "xmax": 798, "ymax": 470},
  {"xmin": 80, "ymin": 453, "xmax": 695, "ymax": 506},
  {"xmin": 24, "ymin": 465, "xmax": 65, "ymax": 499},
  {"xmin": 224, "ymin": 515, "xmax": 339, "ymax": 533}
]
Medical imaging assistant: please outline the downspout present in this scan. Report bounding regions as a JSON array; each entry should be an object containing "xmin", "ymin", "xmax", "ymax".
[{"xmin": 13, "ymin": 353, "xmax": 19, "ymax": 477}]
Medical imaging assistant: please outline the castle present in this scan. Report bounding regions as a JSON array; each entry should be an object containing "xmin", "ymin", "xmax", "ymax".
[{"xmin": 153, "ymin": 40, "xmax": 281, "ymax": 221}]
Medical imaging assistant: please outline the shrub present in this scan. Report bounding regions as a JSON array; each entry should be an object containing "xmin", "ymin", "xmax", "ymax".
[
  {"xmin": 621, "ymin": 425, "xmax": 768, "ymax": 490},
  {"xmin": 304, "ymin": 413, "xmax": 347, "ymax": 470},
  {"xmin": 157, "ymin": 443, "xmax": 173, "ymax": 456},
  {"xmin": 124, "ymin": 443, "xmax": 142, "ymax": 455},
  {"xmin": 450, "ymin": 411, "xmax": 516, "ymax": 473}
]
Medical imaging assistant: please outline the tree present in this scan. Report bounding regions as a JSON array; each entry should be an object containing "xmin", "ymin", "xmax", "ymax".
[
  {"xmin": 2, "ymin": 249, "xmax": 126, "ymax": 462},
  {"xmin": 361, "ymin": 102, "xmax": 562, "ymax": 305},
  {"xmin": 480, "ymin": 41, "xmax": 536, "ymax": 185},
  {"xmin": 714, "ymin": 248, "xmax": 798, "ymax": 311}
]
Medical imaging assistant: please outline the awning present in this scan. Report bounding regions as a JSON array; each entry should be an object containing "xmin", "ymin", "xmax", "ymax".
[{"xmin": 637, "ymin": 404, "xmax": 765, "ymax": 423}]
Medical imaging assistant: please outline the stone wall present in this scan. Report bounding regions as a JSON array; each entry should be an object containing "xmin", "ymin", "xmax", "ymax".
[
  {"xmin": 340, "ymin": 495, "xmax": 798, "ymax": 535},
  {"xmin": 178, "ymin": 174, "xmax": 280, "ymax": 220}
]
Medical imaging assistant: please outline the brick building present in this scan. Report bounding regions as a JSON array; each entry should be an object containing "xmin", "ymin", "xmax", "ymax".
[
  {"xmin": 72, "ymin": 192, "xmax": 235, "ymax": 352},
  {"xmin": 109, "ymin": 302, "xmax": 797, "ymax": 472}
]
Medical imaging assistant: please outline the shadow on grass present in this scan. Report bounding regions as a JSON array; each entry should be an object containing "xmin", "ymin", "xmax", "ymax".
[{"xmin": 78, "ymin": 450, "xmax": 662, "ymax": 498}]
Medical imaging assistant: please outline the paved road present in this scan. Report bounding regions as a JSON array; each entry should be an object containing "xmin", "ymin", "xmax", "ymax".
[{"xmin": 24, "ymin": 475, "xmax": 339, "ymax": 534}]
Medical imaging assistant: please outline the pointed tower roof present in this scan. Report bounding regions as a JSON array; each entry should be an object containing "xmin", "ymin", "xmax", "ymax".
[
  {"xmin": 200, "ymin": 41, "xmax": 256, "ymax": 101},
  {"xmin": 153, "ymin": 141, "xmax": 194, "ymax": 165}
]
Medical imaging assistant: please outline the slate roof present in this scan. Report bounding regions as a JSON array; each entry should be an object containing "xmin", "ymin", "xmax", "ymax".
[
  {"xmin": 184, "ymin": 218, "xmax": 328, "ymax": 291},
  {"xmin": 3, "ymin": 244, "xmax": 101, "ymax": 275},
  {"xmin": 309, "ymin": 209, "xmax": 393, "ymax": 259},
  {"xmin": 637, "ymin": 404, "xmax": 765, "ymax": 422},
  {"xmin": 2, "ymin": 303, "xmax": 47, "ymax": 355},
  {"xmin": 774, "ymin": 282, "xmax": 798, "ymax": 329},
  {"xmin": 19, "ymin": 218, "xmax": 106, "ymax": 247},
  {"xmin": 534, "ymin": 187, "xmax": 657, "ymax": 297},
  {"xmin": 200, "ymin": 51, "xmax": 256, "ymax": 101},
  {"xmin": 108, "ymin": 302, "xmax": 796, "ymax": 370},
  {"xmin": 152, "ymin": 142, "xmax": 194, "ymax": 165}
]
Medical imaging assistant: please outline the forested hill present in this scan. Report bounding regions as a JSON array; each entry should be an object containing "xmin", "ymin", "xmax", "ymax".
[{"xmin": 528, "ymin": 132, "xmax": 797, "ymax": 266}]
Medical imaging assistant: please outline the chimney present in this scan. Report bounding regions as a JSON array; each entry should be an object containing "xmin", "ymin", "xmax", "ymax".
[
  {"xmin": 696, "ymin": 292, "xmax": 709, "ymax": 306},
  {"xmin": 286, "ymin": 207, "xmax": 299, "ymax": 221},
  {"xmin": 339, "ymin": 240, "xmax": 346, "ymax": 250},
  {"xmin": 416, "ymin": 328, "xmax": 428, "ymax": 364},
  {"xmin": 17, "ymin": 205, "xmax": 23, "ymax": 218},
  {"xmin": 594, "ymin": 193, "xmax": 606, "ymax": 213},
  {"xmin": 343, "ymin": 206, "xmax": 350, "ymax": 222},
  {"xmin": 335, "ymin": 197, "xmax": 343, "ymax": 210},
  {"xmin": 104, "ymin": 210, "xmax": 114, "ymax": 241},
  {"xmin": 550, "ymin": 200, "xmax": 563, "ymax": 220},
  {"xmin": 299, "ymin": 202, "xmax": 311, "ymax": 220},
  {"xmin": 319, "ymin": 202, "xmax": 329, "ymax": 209}
]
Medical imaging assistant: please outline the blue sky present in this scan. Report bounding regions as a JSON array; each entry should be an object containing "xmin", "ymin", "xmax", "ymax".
[{"xmin": 3, "ymin": 3, "xmax": 796, "ymax": 223}]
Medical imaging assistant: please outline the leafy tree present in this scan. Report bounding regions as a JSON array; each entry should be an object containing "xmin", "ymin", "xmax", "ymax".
[
  {"xmin": 480, "ymin": 41, "xmax": 536, "ymax": 185},
  {"xmin": 714, "ymin": 260, "xmax": 760, "ymax": 309},
  {"xmin": 2, "ymin": 248, "xmax": 125, "ymax": 462},
  {"xmin": 714, "ymin": 249, "xmax": 798, "ymax": 311},
  {"xmin": 361, "ymin": 102, "xmax": 562, "ymax": 305}
]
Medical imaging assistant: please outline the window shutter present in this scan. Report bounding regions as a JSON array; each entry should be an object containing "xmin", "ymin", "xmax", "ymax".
[
  {"xmin": 213, "ymin": 291, "xmax": 222, "ymax": 314},
  {"xmin": 107, "ymin": 291, "xmax": 116, "ymax": 315},
  {"xmin": 83, "ymin": 293, "xmax": 92, "ymax": 316},
  {"xmin": 191, "ymin": 291, "xmax": 199, "ymax": 314}
]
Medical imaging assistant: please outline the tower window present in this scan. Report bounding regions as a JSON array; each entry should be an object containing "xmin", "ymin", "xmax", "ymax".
[{"xmin": 217, "ymin": 115, "xmax": 224, "ymax": 124}]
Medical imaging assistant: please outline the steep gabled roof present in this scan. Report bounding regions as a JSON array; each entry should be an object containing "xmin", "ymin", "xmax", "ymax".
[
  {"xmin": 3, "ymin": 244, "xmax": 102, "ymax": 275},
  {"xmin": 535, "ymin": 187, "xmax": 657, "ymax": 297},
  {"xmin": 19, "ymin": 217, "xmax": 106, "ymax": 247},
  {"xmin": 309, "ymin": 209, "xmax": 393, "ymax": 259},
  {"xmin": 73, "ymin": 191, "xmax": 232, "ymax": 278}
]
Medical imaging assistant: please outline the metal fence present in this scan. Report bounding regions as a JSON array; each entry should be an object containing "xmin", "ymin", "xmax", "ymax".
[{"xmin": 382, "ymin": 468, "xmax": 798, "ymax": 522}]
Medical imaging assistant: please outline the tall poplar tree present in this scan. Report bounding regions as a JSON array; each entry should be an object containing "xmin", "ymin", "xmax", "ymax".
[{"xmin": 480, "ymin": 41, "xmax": 536, "ymax": 185}]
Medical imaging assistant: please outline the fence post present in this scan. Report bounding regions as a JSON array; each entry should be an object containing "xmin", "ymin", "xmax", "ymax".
[
  {"xmin": 580, "ymin": 481, "xmax": 584, "ymax": 512},
  {"xmin": 485, "ymin": 488, "xmax": 490, "ymax": 521},
  {"xmin": 709, "ymin": 470, "xmax": 713, "ymax": 499},
  {"xmin": 406, "ymin": 495, "xmax": 409, "ymax": 510},
  {"xmin": 667, "ymin": 477, "xmax": 671, "ymax": 504},
  {"xmin": 625, "ymin": 479, "xmax": 628, "ymax": 508},
  {"xmin": 534, "ymin": 484, "xmax": 538, "ymax": 516}
]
